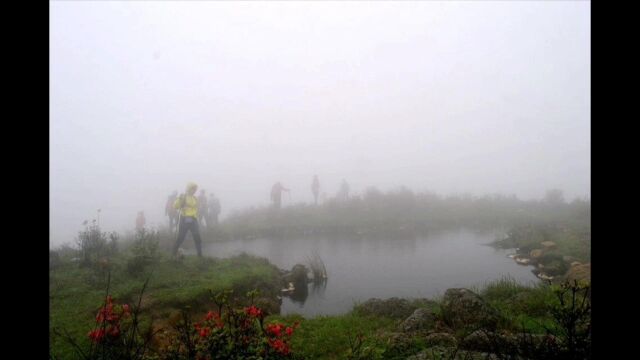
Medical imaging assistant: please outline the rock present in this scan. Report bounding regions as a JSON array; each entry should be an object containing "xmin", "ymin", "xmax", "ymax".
[
  {"xmin": 356, "ymin": 297, "xmax": 417, "ymax": 319},
  {"xmin": 424, "ymin": 332, "xmax": 458, "ymax": 347},
  {"xmin": 570, "ymin": 261, "xmax": 582, "ymax": 267},
  {"xmin": 282, "ymin": 264, "xmax": 309, "ymax": 289},
  {"xmin": 399, "ymin": 307, "xmax": 436, "ymax": 332},
  {"xmin": 386, "ymin": 332, "xmax": 415, "ymax": 354},
  {"xmin": 529, "ymin": 249, "xmax": 544, "ymax": 259},
  {"xmin": 461, "ymin": 330, "xmax": 519, "ymax": 353},
  {"xmin": 537, "ymin": 273, "xmax": 554, "ymax": 281},
  {"xmin": 407, "ymin": 346, "xmax": 499, "ymax": 360},
  {"xmin": 441, "ymin": 288, "xmax": 500, "ymax": 330},
  {"xmin": 565, "ymin": 263, "xmax": 591, "ymax": 282},
  {"xmin": 540, "ymin": 241, "xmax": 557, "ymax": 250},
  {"xmin": 461, "ymin": 330, "xmax": 492, "ymax": 351},
  {"xmin": 515, "ymin": 257, "xmax": 531, "ymax": 265},
  {"xmin": 516, "ymin": 333, "xmax": 560, "ymax": 349}
]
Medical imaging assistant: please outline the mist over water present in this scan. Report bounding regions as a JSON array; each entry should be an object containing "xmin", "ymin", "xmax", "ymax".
[{"xmin": 50, "ymin": 2, "xmax": 589, "ymax": 247}]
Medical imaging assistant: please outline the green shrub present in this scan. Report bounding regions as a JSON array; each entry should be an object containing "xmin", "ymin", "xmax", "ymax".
[{"xmin": 126, "ymin": 228, "xmax": 160, "ymax": 276}]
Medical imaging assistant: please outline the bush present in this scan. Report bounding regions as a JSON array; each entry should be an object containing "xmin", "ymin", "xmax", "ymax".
[
  {"xmin": 77, "ymin": 222, "xmax": 118, "ymax": 269},
  {"xmin": 126, "ymin": 228, "xmax": 160, "ymax": 276}
]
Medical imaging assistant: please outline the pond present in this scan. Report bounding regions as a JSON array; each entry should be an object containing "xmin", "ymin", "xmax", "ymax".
[{"xmin": 202, "ymin": 228, "xmax": 538, "ymax": 317}]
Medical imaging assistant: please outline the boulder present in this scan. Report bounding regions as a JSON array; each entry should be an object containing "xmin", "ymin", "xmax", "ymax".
[
  {"xmin": 399, "ymin": 307, "xmax": 436, "ymax": 332},
  {"xmin": 282, "ymin": 264, "xmax": 309, "ymax": 289},
  {"xmin": 529, "ymin": 249, "xmax": 544, "ymax": 259},
  {"xmin": 461, "ymin": 330, "xmax": 519, "ymax": 353},
  {"xmin": 356, "ymin": 297, "xmax": 417, "ymax": 319},
  {"xmin": 424, "ymin": 332, "xmax": 458, "ymax": 347},
  {"xmin": 407, "ymin": 347, "xmax": 498, "ymax": 360},
  {"xmin": 565, "ymin": 263, "xmax": 591, "ymax": 282},
  {"xmin": 441, "ymin": 288, "xmax": 500, "ymax": 330}
]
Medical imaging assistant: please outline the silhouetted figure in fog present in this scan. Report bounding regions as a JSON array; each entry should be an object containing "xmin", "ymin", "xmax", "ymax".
[
  {"xmin": 173, "ymin": 182, "xmax": 203, "ymax": 257},
  {"xmin": 338, "ymin": 179, "xmax": 350, "ymax": 200},
  {"xmin": 311, "ymin": 175, "xmax": 320, "ymax": 205},
  {"xmin": 135, "ymin": 211, "xmax": 146, "ymax": 231},
  {"xmin": 271, "ymin": 182, "xmax": 290, "ymax": 209},
  {"xmin": 208, "ymin": 193, "xmax": 221, "ymax": 227},
  {"xmin": 198, "ymin": 189, "xmax": 208, "ymax": 227},
  {"xmin": 166, "ymin": 191, "xmax": 178, "ymax": 232}
]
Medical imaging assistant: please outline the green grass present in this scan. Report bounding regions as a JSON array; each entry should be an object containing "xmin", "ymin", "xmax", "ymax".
[
  {"xmin": 50, "ymin": 253, "xmax": 282, "ymax": 359},
  {"xmin": 267, "ymin": 313, "xmax": 398, "ymax": 359},
  {"xmin": 477, "ymin": 276, "xmax": 558, "ymax": 333}
]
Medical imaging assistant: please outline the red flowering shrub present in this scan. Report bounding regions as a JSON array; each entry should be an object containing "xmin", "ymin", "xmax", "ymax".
[
  {"xmin": 88, "ymin": 295, "xmax": 131, "ymax": 344},
  {"xmin": 62, "ymin": 287, "xmax": 299, "ymax": 360},
  {"xmin": 164, "ymin": 291, "xmax": 300, "ymax": 359}
]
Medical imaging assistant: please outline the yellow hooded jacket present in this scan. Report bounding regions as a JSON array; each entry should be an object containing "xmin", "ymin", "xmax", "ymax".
[{"xmin": 174, "ymin": 183, "xmax": 199, "ymax": 218}]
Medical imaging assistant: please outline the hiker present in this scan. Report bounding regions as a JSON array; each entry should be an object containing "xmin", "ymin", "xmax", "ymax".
[
  {"xmin": 311, "ymin": 175, "xmax": 320, "ymax": 205},
  {"xmin": 338, "ymin": 179, "xmax": 350, "ymax": 200},
  {"xmin": 198, "ymin": 189, "xmax": 208, "ymax": 227},
  {"xmin": 173, "ymin": 182, "xmax": 203, "ymax": 257},
  {"xmin": 270, "ymin": 182, "xmax": 290, "ymax": 209},
  {"xmin": 166, "ymin": 191, "xmax": 178, "ymax": 232},
  {"xmin": 135, "ymin": 211, "xmax": 146, "ymax": 231},
  {"xmin": 208, "ymin": 193, "xmax": 221, "ymax": 226}
]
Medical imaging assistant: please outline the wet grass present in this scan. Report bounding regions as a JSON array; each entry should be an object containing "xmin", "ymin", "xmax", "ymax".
[{"xmin": 49, "ymin": 253, "xmax": 282, "ymax": 359}]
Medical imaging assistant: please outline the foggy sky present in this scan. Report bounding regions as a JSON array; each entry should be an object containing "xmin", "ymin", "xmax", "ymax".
[{"xmin": 50, "ymin": 1, "xmax": 590, "ymax": 247}]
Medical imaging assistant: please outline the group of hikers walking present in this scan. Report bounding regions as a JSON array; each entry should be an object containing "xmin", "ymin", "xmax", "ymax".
[
  {"xmin": 162, "ymin": 177, "xmax": 350, "ymax": 258},
  {"xmin": 165, "ymin": 188, "xmax": 220, "ymax": 233}
]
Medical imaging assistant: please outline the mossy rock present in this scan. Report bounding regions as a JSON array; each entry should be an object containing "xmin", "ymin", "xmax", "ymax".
[
  {"xmin": 564, "ymin": 263, "xmax": 591, "ymax": 282},
  {"xmin": 354, "ymin": 297, "xmax": 417, "ymax": 319},
  {"xmin": 399, "ymin": 307, "xmax": 437, "ymax": 332},
  {"xmin": 441, "ymin": 289, "xmax": 501, "ymax": 330}
]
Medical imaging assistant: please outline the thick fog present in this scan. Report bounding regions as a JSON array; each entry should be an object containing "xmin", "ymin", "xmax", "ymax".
[{"xmin": 50, "ymin": 1, "xmax": 590, "ymax": 247}]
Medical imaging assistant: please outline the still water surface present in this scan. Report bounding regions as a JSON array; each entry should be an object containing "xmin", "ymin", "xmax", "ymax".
[{"xmin": 202, "ymin": 228, "xmax": 537, "ymax": 317}]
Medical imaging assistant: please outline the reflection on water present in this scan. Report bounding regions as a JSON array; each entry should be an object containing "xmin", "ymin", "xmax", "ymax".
[{"xmin": 202, "ymin": 228, "xmax": 538, "ymax": 317}]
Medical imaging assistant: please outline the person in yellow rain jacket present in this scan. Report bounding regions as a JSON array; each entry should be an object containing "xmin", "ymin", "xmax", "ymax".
[{"xmin": 172, "ymin": 182, "xmax": 203, "ymax": 257}]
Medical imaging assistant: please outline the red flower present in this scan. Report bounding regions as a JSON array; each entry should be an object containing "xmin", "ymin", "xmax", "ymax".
[
  {"xmin": 199, "ymin": 327, "xmax": 210, "ymax": 338},
  {"xmin": 286, "ymin": 326, "xmax": 294, "ymax": 336},
  {"xmin": 269, "ymin": 338, "xmax": 290, "ymax": 355},
  {"xmin": 88, "ymin": 328, "xmax": 106, "ymax": 343},
  {"xmin": 266, "ymin": 323, "xmax": 283, "ymax": 337},
  {"xmin": 108, "ymin": 325, "xmax": 120, "ymax": 337},
  {"xmin": 244, "ymin": 305, "xmax": 262, "ymax": 318}
]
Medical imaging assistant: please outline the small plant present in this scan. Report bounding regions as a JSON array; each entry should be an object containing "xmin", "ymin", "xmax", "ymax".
[
  {"xmin": 547, "ymin": 280, "xmax": 591, "ymax": 359},
  {"xmin": 52, "ymin": 274, "xmax": 155, "ymax": 360},
  {"xmin": 126, "ymin": 228, "xmax": 160, "ymax": 276},
  {"xmin": 77, "ymin": 221, "xmax": 116, "ymax": 269}
]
